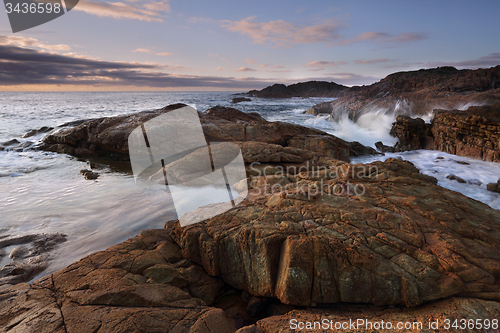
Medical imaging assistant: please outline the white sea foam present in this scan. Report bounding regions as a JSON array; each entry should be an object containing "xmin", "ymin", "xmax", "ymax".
[{"xmin": 352, "ymin": 150, "xmax": 500, "ymax": 210}]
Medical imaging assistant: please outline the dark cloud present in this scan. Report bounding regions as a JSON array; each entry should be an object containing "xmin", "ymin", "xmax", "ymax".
[
  {"xmin": 354, "ymin": 58, "xmax": 392, "ymax": 65},
  {"xmin": 340, "ymin": 32, "xmax": 428, "ymax": 45},
  {"xmin": 0, "ymin": 44, "xmax": 272, "ymax": 89},
  {"xmin": 425, "ymin": 53, "xmax": 500, "ymax": 69}
]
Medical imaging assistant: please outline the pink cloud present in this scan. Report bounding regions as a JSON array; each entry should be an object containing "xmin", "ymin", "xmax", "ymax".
[
  {"xmin": 305, "ymin": 60, "xmax": 347, "ymax": 71},
  {"xmin": 75, "ymin": 0, "xmax": 170, "ymax": 22},
  {"xmin": 221, "ymin": 16, "xmax": 345, "ymax": 47},
  {"xmin": 236, "ymin": 67, "xmax": 257, "ymax": 72}
]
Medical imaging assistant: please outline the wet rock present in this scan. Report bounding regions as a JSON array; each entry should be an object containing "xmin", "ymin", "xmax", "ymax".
[
  {"xmin": 375, "ymin": 141, "xmax": 397, "ymax": 153},
  {"xmin": 487, "ymin": 180, "xmax": 500, "ymax": 193},
  {"xmin": 1, "ymin": 139, "xmax": 20, "ymax": 146},
  {"xmin": 80, "ymin": 169, "xmax": 99, "ymax": 180},
  {"xmin": 487, "ymin": 183, "xmax": 497, "ymax": 191},
  {"xmin": 22, "ymin": 126, "xmax": 54, "ymax": 138},
  {"xmin": 0, "ymin": 233, "xmax": 66, "ymax": 286},
  {"xmin": 9, "ymin": 246, "xmax": 28, "ymax": 259},
  {"xmin": 12, "ymin": 141, "xmax": 33, "ymax": 152},
  {"xmin": 232, "ymin": 97, "xmax": 252, "ymax": 103},
  {"xmin": 468, "ymin": 179, "xmax": 482, "ymax": 186},
  {"xmin": 390, "ymin": 116, "xmax": 435, "ymax": 151},
  {"xmin": 446, "ymin": 174, "xmax": 467, "ymax": 183}
]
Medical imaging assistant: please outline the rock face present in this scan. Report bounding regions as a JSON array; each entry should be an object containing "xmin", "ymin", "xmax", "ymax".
[
  {"xmin": 247, "ymin": 81, "xmax": 349, "ymax": 98},
  {"xmin": 39, "ymin": 104, "xmax": 376, "ymax": 164},
  {"xmin": 307, "ymin": 66, "xmax": 500, "ymax": 118},
  {"xmin": 0, "ymin": 227, "xmax": 236, "ymax": 333},
  {"xmin": 432, "ymin": 103, "xmax": 500, "ymax": 162},
  {"xmin": 171, "ymin": 158, "xmax": 500, "ymax": 308}
]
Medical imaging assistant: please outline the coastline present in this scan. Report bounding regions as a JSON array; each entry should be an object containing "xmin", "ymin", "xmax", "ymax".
[{"xmin": 2, "ymin": 101, "xmax": 500, "ymax": 331}]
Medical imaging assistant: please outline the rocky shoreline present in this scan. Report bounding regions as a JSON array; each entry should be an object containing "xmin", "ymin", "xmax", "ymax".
[
  {"xmin": 303, "ymin": 66, "xmax": 500, "ymax": 119},
  {"xmin": 2, "ymin": 102, "xmax": 500, "ymax": 332}
]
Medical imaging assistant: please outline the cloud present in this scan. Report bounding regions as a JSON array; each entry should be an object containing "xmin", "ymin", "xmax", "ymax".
[
  {"xmin": 0, "ymin": 35, "xmax": 71, "ymax": 51},
  {"xmin": 341, "ymin": 32, "xmax": 428, "ymax": 45},
  {"xmin": 322, "ymin": 72, "xmax": 380, "ymax": 86},
  {"xmin": 245, "ymin": 58, "xmax": 257, "ymax": 64},
  {"xmin": 258, "ymin": 64, "xmax": 284, "ymax": 69},
  {"xmin": 305, "ymin": 60, "xmax": 347, "ymax": 71},
  {"xmin": 425, "ymin": 53, "xmax": 500, "ymax": 69},
  {"xmin": 221, "ymin": 16, "xmax": 345, "ymax": 47},
  {"xmin": 74, "ymin": 0, "xmax": 170, "ymax": 22},
  {"xmin": 0, "ymin": 43, "xmax": 271, "ymax": 89},
  {"xmin": 133, "ymin": 48, "xmax": 171, "ymax": 56},
  {"xmin": 132, "ymin": 48, "xmax": 154, "ymax": 53},
  {"xmin": 236, "ymin": 67, "xmax": 257, "ymax": 72},
  {"xmin": 353, "ymin": 58, "xmax": 391, "ymax": 64},
  {"xmin": 218, "ymin": 17, "xmax": 427, "ymax": 48}
]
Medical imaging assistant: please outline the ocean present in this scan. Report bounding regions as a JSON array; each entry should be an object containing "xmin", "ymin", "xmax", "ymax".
[{"xmin": 1, "ymin": 91, "xmax": 500, "ymax": 280}]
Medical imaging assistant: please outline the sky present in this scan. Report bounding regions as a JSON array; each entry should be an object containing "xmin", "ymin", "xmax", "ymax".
[{"xmin": 0, "ymin": 0, "xmax": 499, "ymax": 91}]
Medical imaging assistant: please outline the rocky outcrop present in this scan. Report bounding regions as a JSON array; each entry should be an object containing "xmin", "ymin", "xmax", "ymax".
[
  {"xmin": 39, "ymin": 105, "xmax": 376, "ymax": 164},
  {"xmin": 232, "ymin": 97, "xmax": 251, "ymax": 103},
  {"xmin": 247, "ymin": 81, "xmax": 349, "ymax": 98},
  {"xmin": 3, "ymin": 157, "xmax": 500, "ymax": 331},
  {"xmin": 431, "ymin": 103, "xmax": 500, "ymax": 162},
  {"xmin": 172, "ymin": 158, "xmax": 500, "ymax": 308},
  {"xmin": 389, "ymin": 115, "xmax": 435, "ymax": 151},
  {"xmin": 0, "ymin": 227, "xmax": 236, "ymax": 333},
  {"xmin": 307, "ymin": 66, "xmax": 500, "ymax": 119}
]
